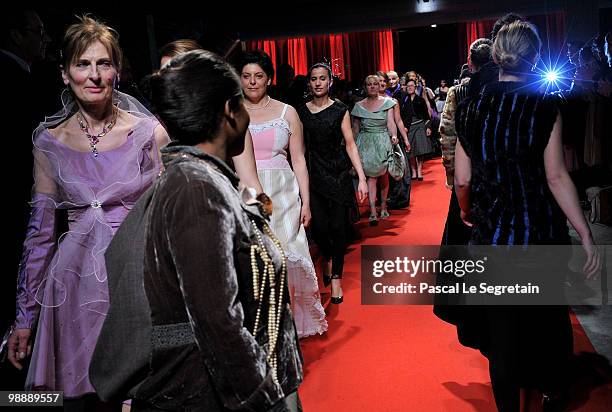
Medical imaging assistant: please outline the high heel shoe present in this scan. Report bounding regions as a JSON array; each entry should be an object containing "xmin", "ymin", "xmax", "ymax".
[
  {"xmin": 330, "ymin": 295, "xmax": 344, "ymax": 304},
  {"xmin": 380, "ymin": 209, "xmax": 390, "ymax": 219},
  {"xmin": 331, "ymin": 277, "xmax": 343, "ymax": 304}
]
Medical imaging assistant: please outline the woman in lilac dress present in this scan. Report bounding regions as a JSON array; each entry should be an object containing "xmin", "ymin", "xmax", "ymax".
[{"xmin": 5, "ymin": 16, "xmax": 169, "ymax": 409}]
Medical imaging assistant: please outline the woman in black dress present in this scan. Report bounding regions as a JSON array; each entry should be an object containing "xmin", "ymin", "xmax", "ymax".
[
  {"xmin": 454, "ymin": 21, "xmax": 600, "ymax": 411},
  {"xmin": 297, "ymin": 63, "xmax": 368, "ymax": 304}
]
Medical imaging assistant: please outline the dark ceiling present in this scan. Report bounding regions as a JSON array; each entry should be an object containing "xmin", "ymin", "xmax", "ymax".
[{"xmin": 207, "ymin": 0, "xmax": 571, "ymax": 38}]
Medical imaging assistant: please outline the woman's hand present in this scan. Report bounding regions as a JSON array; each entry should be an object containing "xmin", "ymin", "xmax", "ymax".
[
  {"xmin": 7, "ymin": 328, "xmax": 32, "ymax": 370},
  {"xmin": 581, "ymin": 236, "xmax": 601, "ymax": 280},
  {"xmin": 426, "ymin": 128, "xmax": 432, "ymax": 137},
  {"xmin": 391, "ymin": 136, "xmax": 399, "ymax": 145},
  {"xmin": 357, "ymin": 179, "xmax": 368, "ymax": 203},
  {"xmin": 404, "ymin": 139, "xmax": 411, "ymax": 152},
  {"xmin": 300, "ymin": 205, "xmax": 312, "ymax": 228}
]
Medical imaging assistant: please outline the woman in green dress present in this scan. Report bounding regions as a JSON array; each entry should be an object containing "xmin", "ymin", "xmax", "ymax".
[{"xmin": 351, "ymin": 75, "xmax": 401, "ymax": 225}]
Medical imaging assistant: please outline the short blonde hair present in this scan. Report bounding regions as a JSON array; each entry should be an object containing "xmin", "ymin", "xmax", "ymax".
[
  {"xmin": 493, "ymin": 20, "xmax": 541, "ymax": 73},
  {"xmin": 364, "ymin": 74, "xmax": 380, "ymax": 86},
  {"xmin": 61, "ymin": 15, "xmax": 122, "ymax": 70}
]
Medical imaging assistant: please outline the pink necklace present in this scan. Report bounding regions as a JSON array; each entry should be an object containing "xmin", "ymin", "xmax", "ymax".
[{"xmin": 76, "ymin": 107, "xmax": 118, "ymax": 157}]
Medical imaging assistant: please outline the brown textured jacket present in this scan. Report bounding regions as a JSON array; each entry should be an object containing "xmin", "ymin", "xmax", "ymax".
[
  {"xmin": 439, "ymin": 78, "xmax": 470, "ymax": 186},
  {"xmin": 92, "ymin": 143, "xmax": 303, "ymax": 412}
]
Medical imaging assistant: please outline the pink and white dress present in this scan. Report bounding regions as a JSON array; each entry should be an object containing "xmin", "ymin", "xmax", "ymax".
[{"xmin": 249, "ymin": 104, "xmax": 327, "ymax": 338}]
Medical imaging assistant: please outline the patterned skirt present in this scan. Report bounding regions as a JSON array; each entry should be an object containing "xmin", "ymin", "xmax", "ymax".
[{"xmin": 409, "ymin": 120, "xmax": 434, "ymax": 157}]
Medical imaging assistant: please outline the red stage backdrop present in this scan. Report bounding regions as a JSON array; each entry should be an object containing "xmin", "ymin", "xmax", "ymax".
[
  {"xmin": 245, "ymin": 29, "xmax": 397, "ymax": 83},
  {"xmin": 248, "ymin": 39, "xmax": 278, "ymax": 84}
]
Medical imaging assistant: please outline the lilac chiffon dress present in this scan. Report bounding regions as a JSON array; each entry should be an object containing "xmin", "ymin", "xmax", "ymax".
[{"xmin": 15, "ymin": 116, "xmax": 163, "ymax": 397}]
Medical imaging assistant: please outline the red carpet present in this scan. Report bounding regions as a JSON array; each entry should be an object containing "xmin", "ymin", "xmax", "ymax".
[{"xmin": 298, "ymin": 159, "xmax": 612, "ymax": 411}]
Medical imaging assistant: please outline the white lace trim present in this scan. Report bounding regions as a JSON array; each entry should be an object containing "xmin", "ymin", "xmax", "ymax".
[
  {"xmin": 249, "ymin": 118, "xmax": 291, "ymax": 136},
  {"xmin": 285, "ymin": 250, "xmax": 328, "ymax": 338}
]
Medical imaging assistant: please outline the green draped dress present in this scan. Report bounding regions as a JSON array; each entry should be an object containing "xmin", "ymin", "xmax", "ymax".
[{"xmin": 351, "ymin": 98, "xmax": 396, "ymax": 177}]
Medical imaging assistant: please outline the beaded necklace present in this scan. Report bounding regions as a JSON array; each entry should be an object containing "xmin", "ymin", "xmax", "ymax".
[
  {"xmin": 76, "ymin": 106, "xmax": 118, "ymax": 158},
  {"xmin": 250, "ymin": 219, "xmax": 287, "ymax": 386}
]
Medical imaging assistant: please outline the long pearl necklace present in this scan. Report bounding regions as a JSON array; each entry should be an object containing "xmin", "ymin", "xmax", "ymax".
[
  {"xmin": 76, "ymin": 106, "xmax": 118, "ymax": 157},
  {"xmin": 250, "ymin": 219, "xmax": 287, "ymax": 386}
]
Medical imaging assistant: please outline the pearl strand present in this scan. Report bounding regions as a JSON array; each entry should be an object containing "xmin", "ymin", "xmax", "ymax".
[{"xmin": 249, "ymin": 219, "xmax": 287, "ymax": 386}]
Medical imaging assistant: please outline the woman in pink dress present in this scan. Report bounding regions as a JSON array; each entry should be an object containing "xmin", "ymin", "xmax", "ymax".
[{"xmin": 237, "ymin": 50, "xmax": 327, "ymax": 338}]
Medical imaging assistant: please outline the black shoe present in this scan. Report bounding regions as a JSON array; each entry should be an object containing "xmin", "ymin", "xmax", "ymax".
[
  {"xmin": 330, "ymin": 277, "xmax": 343, "ymax": 304},
  {"xmin": 417, "ymin": 176, "xmax": 423, "ymax": 181}
]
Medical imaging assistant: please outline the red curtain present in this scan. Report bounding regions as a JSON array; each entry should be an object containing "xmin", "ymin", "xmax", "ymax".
[
  {"xmin": 250, "ymin": 40, "xmax": 277, "ymax": 84},
  {"xmin": 376, "ymin": 30, "xmax": 395, "ymax": 72},
  {"xmin": 305, "ymin": 35, "xmax": 329, "ymax": 70},
  {"xmin": 329, "ymin": 33, "xmax": 349, "ymax": 80},
  {"xmin": 248, "ymin": 40, "xmax": 278, "ymax": 85},
  {"xmin": 287, "ymin": 37, "xmax": 308, "ymax": 76},
  {"xmin": 245, "ymin": 29, "xmax": 395, "ymax": 83},
  {"xmin": 464, "ymin": 20, "xmax": 495, "ymax": 62}
]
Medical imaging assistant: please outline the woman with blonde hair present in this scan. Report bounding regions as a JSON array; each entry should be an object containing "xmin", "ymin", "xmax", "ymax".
[
  {"xmin": 4, "ymin": 15, "xmax": 169, "ymax": 410},
  {"xmin": 454, "ymin": 21, "xmax": 600, "ymax": 411},
  {"xmin": 352, "ymin": 75, "xmax": 401, "ymax": 224}
]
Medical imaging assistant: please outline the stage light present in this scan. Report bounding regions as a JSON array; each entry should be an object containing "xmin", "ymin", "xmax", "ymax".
[
  {"xmin": 430, "ymin": 24, "xmax": 437, "ymax": 28},
  {"xmin": 416, "ymin": 0, "xmax": 437, "ymax": 13},
  {"xmin": 545, "ymin": 70, "xmax": 559, "ymax": 83}
]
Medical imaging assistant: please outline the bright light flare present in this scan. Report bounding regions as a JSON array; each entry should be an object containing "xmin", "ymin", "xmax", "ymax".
[{"xmin": 545, "ymin": 71, "xmax": 559, "ymax": 83}]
